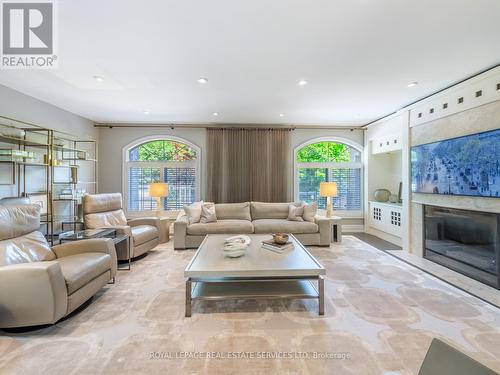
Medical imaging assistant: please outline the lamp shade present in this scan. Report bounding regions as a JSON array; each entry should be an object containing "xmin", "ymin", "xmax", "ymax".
[
  {"xmin": 319, "ymin": 182, "xmax": 338, "ymax": 197},
  {"xmin": 149, "ymin": 182, "xmax": 168, "ymax": 197}
]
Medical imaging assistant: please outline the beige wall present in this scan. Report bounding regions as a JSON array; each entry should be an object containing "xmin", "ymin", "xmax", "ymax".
[
  {"xmin": 98, "ymin": 126, "xmax": 206, "ymax": 196},
  {"xmin": 0, "ymin": 85, "xmax": 97, "ymax": 140},
  {"xmin": 410, "ymin": 100, "xmax": 500, "ymax": 256},
  {"xmin": 98, "ymin": 125, "xmax": 365, "ymax": 228}
]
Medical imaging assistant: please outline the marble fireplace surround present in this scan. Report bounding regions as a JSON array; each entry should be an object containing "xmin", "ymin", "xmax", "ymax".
[{"xmin": 410, "ymin": 100, "xmax": 500, "ymax": 257}]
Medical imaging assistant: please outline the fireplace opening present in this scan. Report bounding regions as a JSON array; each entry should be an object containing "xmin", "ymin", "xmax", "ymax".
[{"xmin": 424, "ymin": 205, "xmax": 500, "ymax": 289}]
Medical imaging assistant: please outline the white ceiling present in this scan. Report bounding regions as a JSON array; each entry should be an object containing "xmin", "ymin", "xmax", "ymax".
[{"xmin": 1, "ymin": 0, "xmax": 500, "ymax": 126}]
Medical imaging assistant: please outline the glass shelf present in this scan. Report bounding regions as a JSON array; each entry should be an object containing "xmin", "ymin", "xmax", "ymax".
[
  {"xmin": 0, "ymin": 160, "xmax": 48, "ymax": 166},
  {"xmin": 0, "ymin": 134, "xmax": 50, "ymax": 149},
  {"xmin": 60, "ymin": 158, "xmax": 97, "ymax": 162},
  {"xmin": 52, "ymin": 181, "xmax": 96, "ymax": 185}
]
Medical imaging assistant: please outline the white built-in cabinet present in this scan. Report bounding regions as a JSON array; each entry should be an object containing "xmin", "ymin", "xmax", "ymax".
[
  {"xmin": 365, "ymin": 115, "xmax": 406, "ymax": 247},
  {"xmin": 371, "ymin": 134, "xmax": 402, "ymax": 154},
  {"xmin": 368, "ymin": 201, "xmax": 402, "ymax": 238}
]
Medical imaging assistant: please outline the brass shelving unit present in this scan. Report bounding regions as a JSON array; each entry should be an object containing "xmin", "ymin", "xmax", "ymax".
[
  {"xmin": 0, "ymin": 115, "xmax": 97, "ymax": 244},
  {"xmin": 50, "ymin": 133, "xmax": 98, "ymax": 239}
]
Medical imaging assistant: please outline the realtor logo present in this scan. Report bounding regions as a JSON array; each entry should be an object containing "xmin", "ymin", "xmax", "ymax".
[{"xmin": 1, "ymin": 0, "xmax": 57, "ymax": 68}]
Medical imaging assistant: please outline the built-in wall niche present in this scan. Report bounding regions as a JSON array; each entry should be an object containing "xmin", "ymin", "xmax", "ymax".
[
  {"xmin": 369, "ymin": 149, "xmax": 402, "ymax": 198},
  {"xmin": 366, "ymin": 137, "xmax": 404, "ymax": 244}
]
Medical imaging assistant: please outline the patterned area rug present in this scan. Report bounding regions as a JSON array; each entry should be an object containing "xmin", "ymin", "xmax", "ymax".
[{"xmin": 1, "ymin": 236, "xmax": 499, "ymax": 375}]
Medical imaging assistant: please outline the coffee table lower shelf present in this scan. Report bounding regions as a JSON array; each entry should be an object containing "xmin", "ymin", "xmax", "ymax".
[{"xmin": 185, "ymin": 277, "xmax": 324, "ymax": 317}]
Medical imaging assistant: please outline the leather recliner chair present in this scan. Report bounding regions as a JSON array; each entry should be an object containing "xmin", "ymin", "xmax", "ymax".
[
  {"xmin": 82, "ymin": 193, "xmax": 160, "ymax": 260},
  {"xmin": 0, "ymin": 204, "xmax": 117, "ymax": 328}
]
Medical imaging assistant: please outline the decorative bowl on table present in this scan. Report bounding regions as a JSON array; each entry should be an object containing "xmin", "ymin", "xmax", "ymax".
[
  {"xmin": 272, "ymin": 233, "xmax": 289, "ymax": 245},
  {"xmin": 224, "ymin": 235, "xmax": 251, "ymax": 246},
  {"xmin": 223, "ymin": 235, "xmax": 251, "ymax": 258}
]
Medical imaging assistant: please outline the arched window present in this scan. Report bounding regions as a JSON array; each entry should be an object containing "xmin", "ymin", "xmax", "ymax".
[
  {"xmin": 295, "ymin": 139, "xmax": 362, "ymax": 214},
  {"xmin": 124, "ymin": 137, "xmax": 200, "ymax": 212}
]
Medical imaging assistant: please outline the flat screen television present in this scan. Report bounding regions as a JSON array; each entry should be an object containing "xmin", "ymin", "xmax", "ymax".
[{"xmin": 411, "ymin": 128, "xmax": 500, "ymax": 197}]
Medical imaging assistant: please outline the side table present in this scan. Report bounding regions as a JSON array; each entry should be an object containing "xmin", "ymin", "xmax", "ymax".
[
  {"xmin": 159, "ymin": 217, "xmax": 171, "ymax": 243},
  {"xmin": 317, "ymin": 215, "xmax": 342, "ymax": 242},
  {"xmin": 59, "ymin": 228, "xmax": 131, "ymax": 271}
]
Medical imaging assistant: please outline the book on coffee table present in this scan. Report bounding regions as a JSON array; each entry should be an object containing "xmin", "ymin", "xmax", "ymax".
[{"xmin": 261, "ymin": 240, "xmax": 294, "ymax": 253}]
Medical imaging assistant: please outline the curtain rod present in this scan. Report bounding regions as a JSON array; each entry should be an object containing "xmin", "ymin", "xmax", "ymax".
[{"xmin": 94, "ymin": 123, "xmax": 364, "ymax": 131}]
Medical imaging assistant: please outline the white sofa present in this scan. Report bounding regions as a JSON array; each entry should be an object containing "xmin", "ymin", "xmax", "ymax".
[{"xmin": 174, "ymin": 201, "xmax": 331, "ymax": 249}]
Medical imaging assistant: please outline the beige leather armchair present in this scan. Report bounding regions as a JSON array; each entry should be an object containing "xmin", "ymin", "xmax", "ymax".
[
  {"xmin": 0, "ymin": 205, "xmax": 117, "ymax": 328},
  {"xmin": 82, "ymin": 193, "xmax": 160, "ymax": 260}
]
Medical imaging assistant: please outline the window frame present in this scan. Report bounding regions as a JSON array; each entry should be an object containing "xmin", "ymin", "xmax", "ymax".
[
  {"xmin": 293, "ymin": 137, "xmax": 363, "ymax": 218},
  {"xmin": 122, "ymin": 135, "xmax": 201, "ymax": 217}
]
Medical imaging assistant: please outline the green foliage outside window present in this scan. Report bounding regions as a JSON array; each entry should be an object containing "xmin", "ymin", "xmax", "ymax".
[
  {"xmin": 296, "ymin": 142, "xmax": 350, "ymax": 163},
  {"xmin": 297, "ymin": 142, "xmax": 361, "ymax": 210},
  {"xmin": 130, "ymin": 140, "xmax": 197, "ymax": 162}
]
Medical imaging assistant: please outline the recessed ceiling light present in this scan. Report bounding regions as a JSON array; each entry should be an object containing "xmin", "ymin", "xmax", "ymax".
[
  {"xmin": 298, "ymin": 79, "xmax": 308, "ymax": 86},
  {"xmin": 279, "ymin": 113, "xmax": 285, "ymax": 117},
  {"xmin": 93, "ymin": 75, "xmax": 104, "ymax": 82},
  {"xmin": 198, "ymin": 78, "xmax": 208, "ymax": 84},
  {"xmin": 143, "ymin": 110, "xmax": 150, "ymax": 115},
  {"xmin": 407, "ymin": 81, "xmax": 418, "ymax": 87},
  {"xmin": 212, "ymin": 112, "xmax": 219, "ymax": 116}
]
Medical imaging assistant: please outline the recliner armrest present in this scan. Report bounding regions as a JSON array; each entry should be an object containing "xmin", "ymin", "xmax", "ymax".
[
  {"xmin": 95, "ymin": 225, "xmax": 132, "ymax": 236},
  {"xmin": 127, "ymin": 217, "xmax": 160, "ymax": 229},
  {"xmin": 0, "ymin": 261, "xmax": 68, "ymax": 328},
  {"xmin": 53, "ymin": 238, "xmax": 117, "ymax": 278}
]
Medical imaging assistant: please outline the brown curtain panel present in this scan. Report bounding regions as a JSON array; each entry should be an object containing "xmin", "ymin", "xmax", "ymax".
[{"xmin": 206, "ymin": 128, "xmax": 291, "ymax": 203}]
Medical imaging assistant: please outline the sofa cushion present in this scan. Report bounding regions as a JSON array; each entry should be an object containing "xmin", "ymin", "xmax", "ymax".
[
  {"xmin": 131, "ymin": 225, "xmax": 159, "ymax": 245},
  {"xmin": 302, "ymin": 202, "xmax": 318, "ymax": 223},
  {"xmin": 84, "ymin": 209, "xmax": 127, "ymax": 228},
  {"xmin": 251, "ymin": 202, "xmax": 301, "ymax": 220},
  {"xmin": 287, "ymin": 204, "xmax": 304, "ymax": 221},
  {"xmin": 215, "ymin": 202, "xmax": 252, "ymax": 221},
  {"xmin": 58, "ymin": 253, "xmax": 111, "ymax": 294},
  {"xmin": 0, "ymin": 204, "xmax": 41, "ymax": 241},
  {"xmin": 0, "ymin": 231, "xmax": 55, "ymax": 266},
  {"xmin": 200, "ymin": 202, "xmax": 217, "ymax": 223},
  {"xmin": 252, "ymin": 219, "xmax": 319, "ymax": 234},
  {"xmin": 184, "ymin": 201, "xmax": 203, "ymax": 224},
  {"xmin": 187, "ymin": 220, "xmax": 254, "ymax": 235}
]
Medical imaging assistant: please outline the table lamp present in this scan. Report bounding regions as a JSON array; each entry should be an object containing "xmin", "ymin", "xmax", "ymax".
[
  {"xmin": 320, "ymin": 182, "xmax": 337, "ymax": 218},
  {"xmin": 149, "ymin": 182, "xmax": 168, "ymax": 217}
]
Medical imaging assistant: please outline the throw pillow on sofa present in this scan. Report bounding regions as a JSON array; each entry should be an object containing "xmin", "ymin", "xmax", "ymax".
[
  {"xmin": 200, "ymin": 202, "xmax": 217, "ymax": 223},
  {"xmin": 184, "ymin": 201, "xmax": 203, "ymax": 224},
  {"xmin": 287, "ymin": 204, "xmax": 304, "ymax": 221},
  {"xmin": 302, "ymin": 202, "xmax": 318, "ymax": 223}
]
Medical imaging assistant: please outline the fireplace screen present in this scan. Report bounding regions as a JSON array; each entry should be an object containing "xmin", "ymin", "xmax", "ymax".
[{"xmin": 424, "ymin": 205, "xmax": 499, "ymax": 289}]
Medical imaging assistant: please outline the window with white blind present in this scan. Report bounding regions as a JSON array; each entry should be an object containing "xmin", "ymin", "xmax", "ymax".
[
  {"xmin": 295, "ymin": 140, "xmax": 363, "ymax": 214},
  {"xmin": 124, "ymin": 137, "xmax": 200, "ymax": 213}
]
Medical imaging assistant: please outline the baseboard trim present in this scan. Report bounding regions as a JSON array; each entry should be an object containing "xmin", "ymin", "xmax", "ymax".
[
  {"xmin": 342, "ymin": 224, "xmax": 364, "ymax": 232},
  {"xmin": 365, "ymin": 228, "xmax": 402, "ymax": 246}
]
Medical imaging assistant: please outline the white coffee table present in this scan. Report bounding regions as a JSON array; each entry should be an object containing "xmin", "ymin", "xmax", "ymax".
[{"xmin": 184, "ymin": 234, "xmax": 326, "ymax": 317}]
